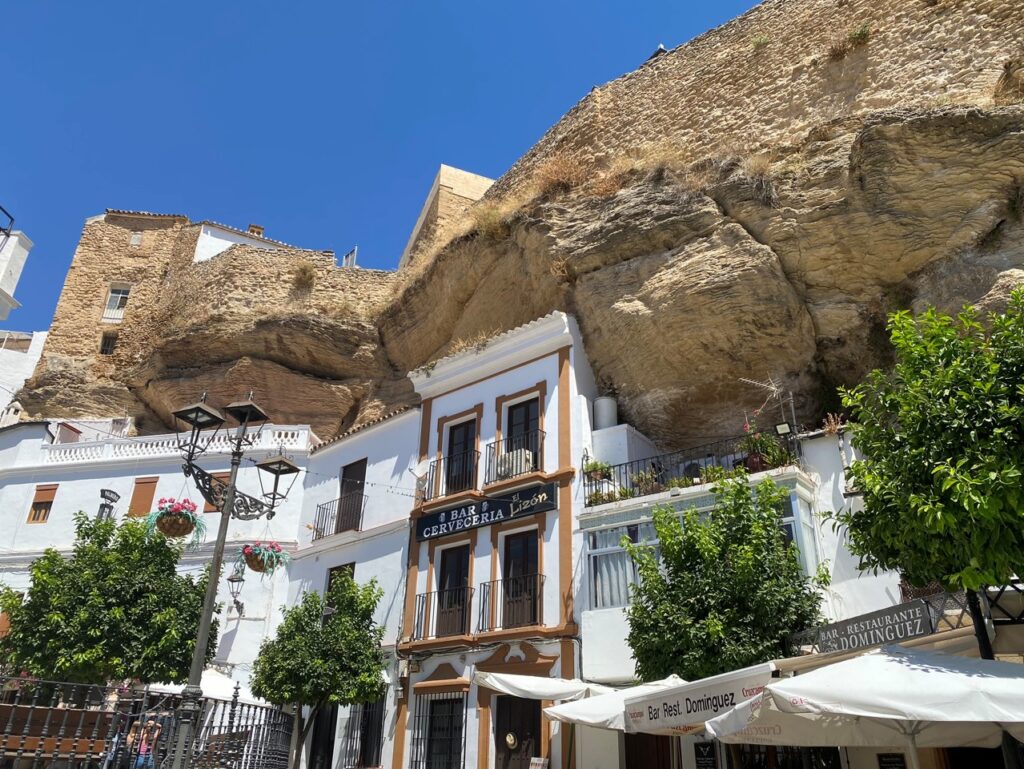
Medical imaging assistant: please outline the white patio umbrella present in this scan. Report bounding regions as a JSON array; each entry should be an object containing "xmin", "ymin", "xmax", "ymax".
[
  {"xmin": 704, "ymin": 645, "xmax": 1024, "ymax": 769},
  {"xmin": 544, "ymin": 675, "xmax": 687, "ymax": 731},
  {"xmin": 474, "ymin": 671, "xmax": 612, "ymax": 702}
]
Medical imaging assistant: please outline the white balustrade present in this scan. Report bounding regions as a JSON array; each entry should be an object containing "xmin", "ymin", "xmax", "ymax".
[{"xmin": 41, "ymin": 425, "xmax": 313, "ymax": 465}]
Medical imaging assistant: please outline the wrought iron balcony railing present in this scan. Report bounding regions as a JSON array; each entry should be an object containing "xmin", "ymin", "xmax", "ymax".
[
  {"xmin": 423, "ymin": 450, "xmax": 480, "ymax": 502},
  {"xmin": 478, "ymin": 574, "xmax": 545, "ymax": 631},
  {"xmin": 484, "ymin": 430, "xmax": 544, "ymax": 485},
  {"xmin": 412, "ymin": 586, "xmax": 474, "ymax": 640},
  {"xmin": 312, "ymin": 493, "xmax": 366, "ymax": 541},
  {"xmin": 583, "ymin": 432, "xmax": 797, "ymax": 507}
]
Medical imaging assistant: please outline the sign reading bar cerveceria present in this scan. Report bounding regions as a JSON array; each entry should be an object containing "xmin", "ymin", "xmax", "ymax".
[
  {"xmin": 416, "ymin": 483, "xmax": 557, "ymax": 541},
  {"xmin": 816, "ymin": 599, "xmax": 933, "ymax": 652}
]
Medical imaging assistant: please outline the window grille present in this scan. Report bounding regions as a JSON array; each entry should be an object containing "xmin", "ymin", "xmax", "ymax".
[
  {"xmin": 100, "ymin": 331, "xmax": 119, "ymax": 355},
  {"xmin": 337, "ymin": 697, "xmax": 386, "ymax": 768},
  {"xmin": 409, "ymin": 692, "xmax": 466, "ymax": 769}
]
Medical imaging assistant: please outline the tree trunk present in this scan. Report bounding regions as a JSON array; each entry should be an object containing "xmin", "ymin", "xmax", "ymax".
[
  {"xmin": 966, "ymin": 590, "xmax": 1022, "ymax": 769},
  {"xmin": 289, "ymin": 709, "xmax": 304, "ymax": 769}
]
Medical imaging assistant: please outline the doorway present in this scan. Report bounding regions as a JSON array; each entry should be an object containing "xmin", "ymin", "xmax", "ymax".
[
  {"xmin": 503, "ymin": 530, "xmax": 540, "ymax": 628},
  {"xmin": 446, "ymin": 419, "xmax": 477, "ymax": 493},
  {"xmin": 495, "ymin": 695, "xmax": 541, "ymax": 769},
  {"xmin": 436, "ymin": 545, "xmax": 470, "ymax": 637},
  {"xmin": 338, "ymin": 458, "xmax": 366, "ymax": 532}
]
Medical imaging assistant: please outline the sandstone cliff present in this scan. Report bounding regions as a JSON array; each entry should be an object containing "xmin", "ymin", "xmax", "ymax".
[{"xmin": 20, "ymin": 0, "xmax": 1024, "ymax": 449}]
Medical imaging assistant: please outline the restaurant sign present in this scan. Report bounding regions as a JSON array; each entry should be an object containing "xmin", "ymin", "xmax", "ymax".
[
  {"xmin": 816, "ymin": 599, "xmax": 933, "ymax": 653},
  {"xmin": 416, "ymin": 483, "xmax": 557, "ymax": 541},
  {"xmin": 624, "ymin": 663, "xmax": 775, "ymax": 735}
]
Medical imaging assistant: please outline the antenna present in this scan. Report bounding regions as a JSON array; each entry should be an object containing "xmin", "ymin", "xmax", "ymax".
[{"xmin": 739, "ymin": 374, "xmax": 798, "ymax": 434}]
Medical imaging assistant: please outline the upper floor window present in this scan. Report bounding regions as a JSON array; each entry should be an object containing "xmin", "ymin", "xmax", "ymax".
[
  {"xmin": 127, "ymin": 477, "xmax": 158, "ymax": 518},
  {"xmin": 99, "ymin": 331, "xmax": 118, "ymax": 356},
  {"xmin": 129, "ymin": 231, "xmax": 143, "ymax": 248},
  {"xmin": 102, "ymin": 285, "xmax": 131, "ymax": 322},
  {"xmin": 444, "ymin": 419, "xmax": 477, "ymax": 495},
  {"xmin": 489, "ymin": 397, "xmax": 542, "ymax": 483},
  {"xmin": 28, "ymin": 484, "xmax": 58, "ymax": 524}
]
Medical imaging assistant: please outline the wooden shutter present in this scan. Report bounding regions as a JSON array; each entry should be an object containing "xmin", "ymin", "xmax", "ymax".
[
  {"xmin": 0, "ymin": 612, "xmax": 9, "ymax": 638},
  {"xmin": 127, "ymin": 477, "xmax": 159, "ymax": 517},
  {"xmin": 28, "ymin": 484, "xmax": 58, "ymax": 523},
  {"xmin": 204, "ymin": 472, "xmax": 231, "ymax": 512}
]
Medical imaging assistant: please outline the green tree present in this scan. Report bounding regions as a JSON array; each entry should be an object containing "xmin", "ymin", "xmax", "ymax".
[
  {"xmin": 250, "ymin": 570, "xmax": 386, "ymax": 769},
  {"xmin": 840, "ymin": 292, "xmax": 1024, "ymax": 593},
  {"xmin": 0, "ymin": 512, "xmax": 216, "ymax": 684},
  {"xmin": 624, "ymin": 476, "xmax": 825, "ymax": 681}
]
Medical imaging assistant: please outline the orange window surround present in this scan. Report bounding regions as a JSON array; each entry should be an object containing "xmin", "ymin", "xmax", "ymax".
[{"xmin": 127, "ymin": 477, "xmax": 159, "ymax": 517}]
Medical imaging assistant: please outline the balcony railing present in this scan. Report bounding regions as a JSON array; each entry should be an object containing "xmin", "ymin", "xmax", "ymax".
[
  {"xmin": 583, "ymin": 432, "xmax": 797, "ymax": 507},
  {"xmin": 423, "ymin": 450, "xmax": 480, "ymax": 502},
  {"xmin": 485, "ymin": 430, "xmax": 544, "ymax": 485},
  {"xmin": 479, "ymin": 574, "xmax": 545, "ymax": 631},
  {"xmin": 412, "ymin": 587, "xmax": 474, "ymax": 640},
  {"xmin": 101, "ymin": 306, "xmax": 126, "ymax": 323},
  {"xmin": 312, "ymin": 493, "xmax": 366, "ymax": 541}
]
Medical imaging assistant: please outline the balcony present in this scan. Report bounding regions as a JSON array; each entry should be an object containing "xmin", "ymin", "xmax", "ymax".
[
  {"xmin": 478, "ymin": 574, "xmax": 545, "ymax": 631},
  {"xmin": 312, "ymin": 493, "xmax": 366, "ymax": 541},
  {"xmin": 423, "ymin": 450, "xmax": 479, "ymax": 502},
  {"xmin": 583, "ymin": 432, "xmax": 796, "ymax": 507},
  {"xmin": 484, "ymin": 430, "xmax": 544, "ymax": 485},
  {"xmin": 412, "ymin": 587, "xmax": 474, "ymax": 640}
]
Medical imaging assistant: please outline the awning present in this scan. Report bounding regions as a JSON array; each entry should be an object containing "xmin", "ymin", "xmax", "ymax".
[
  {"xmin": 705, "ymin": 645, "xmax": 1024, "ymax": 760},
  {"xmin": 544, "ymin": 675, "xmax": 686, "ymax": 731},
  {"xmin": 624, "ymin": 662, "xmax": 775, "ymax": 735},
  {"xmin": 474, "ymin": 671, "xmax": 611, "ymax": 702}
]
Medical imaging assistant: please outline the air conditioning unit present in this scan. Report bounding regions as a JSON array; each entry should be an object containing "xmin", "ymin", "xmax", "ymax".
[{"xmin": 496, "ymin": 449, "xmax": 535, "ymax": 480}]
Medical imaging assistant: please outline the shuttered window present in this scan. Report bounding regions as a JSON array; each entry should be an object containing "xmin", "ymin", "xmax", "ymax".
[
  {"xmin": 127, "ymin": 477, "xmax": 159, "ymax": 517},
  {"xmin": 28, "ymin": 484, "xmax": 58, "ymax": 523},
  {"xmin": 204, "ymin": 472, "xmax": 231, "ymax": 512}
]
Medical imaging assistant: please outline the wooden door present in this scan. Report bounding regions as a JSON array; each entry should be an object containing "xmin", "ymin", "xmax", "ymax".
[
  {"xmin": 446, "ymin": 419, "xmax": 477, "ymax": 493},
  {"xmin": 436, "ymin": 545, "xmax": 470, "ymax": 637},
  {"xmin": 337, "ymin": 458, "xmax": 366, "ymax": 532},
  {"xmin": 503, "ymin": 531, "xmax": 539, "ymax": 628},
  {"xmin": 495, "ymin": 696, "xmax": 541, "ymax": 769}
]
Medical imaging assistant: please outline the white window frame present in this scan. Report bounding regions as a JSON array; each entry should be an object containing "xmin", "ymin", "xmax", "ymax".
[{"xmin": 102, "ymin": 285, "xmax": 131, "ymax": 323}]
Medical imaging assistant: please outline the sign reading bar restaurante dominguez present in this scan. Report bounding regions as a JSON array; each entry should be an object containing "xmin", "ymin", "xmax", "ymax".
[
  {"xmin": 416, "ymin": 483, "xmax": 558, "ymax": 541},
  {"xmin": 816, "ymin": 599, "xmax": 933, "ymax": 652},
  {"xmin": 624, "ymin": 664, "xmax": 776, "ymax": 735}
]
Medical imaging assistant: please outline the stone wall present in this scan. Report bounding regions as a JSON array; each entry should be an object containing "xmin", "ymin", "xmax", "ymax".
[{"xmin": 491, "ymin": 0, "xmax": 1024, "ymax": 197}]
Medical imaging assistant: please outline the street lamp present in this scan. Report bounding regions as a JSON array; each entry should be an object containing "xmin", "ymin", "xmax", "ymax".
[
  {"xmin": 167, "ymin": 392, "xmax": 295, "ymax": 769},
  {"xmin": 97, "ymin": 488, "xmax": 120, "ymax": 521},
  {"xmin": 227, "ymin": 564, "xmax": 245, "ymax": 617}
]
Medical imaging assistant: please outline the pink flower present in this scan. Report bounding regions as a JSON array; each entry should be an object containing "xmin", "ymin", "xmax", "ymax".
[
  {"xmin": 243, "ymin": 545, "xmax": 252, "ymax": 555},
  {"xmin": 743, "ymin": 422, "xmax": 751, "ymax": 433}
]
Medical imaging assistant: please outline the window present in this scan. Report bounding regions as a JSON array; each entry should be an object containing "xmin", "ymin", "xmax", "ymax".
[
  {"xmin": 203, "ymin": 472, "xmax": 231, "ymax": 512},
  {"xmin": 102, "ymin": 286, "xmax": 130, "ymax": 322},
  {"xmin": 501, "ymin": 531, "xmax": 540, "ymax": 628},
  {"xmin": 129, "ymin": 231, "xmax": 143, "ymax": 247},
  {"xmin": 588, "ymin": 522, "xmax": 657, "ymax": 609},
  {"xmin": 444, "ymin": 419, "xmax": 477, "ymax": 494},
  {"xmin": 28, "ymin": 484, "xmax": 58, "ymax": 524},
  {"xmin": 127, "ymin": 477, "xmax": 159, "ymax": 517},
  {"xmin": 410, "ymin": 693, "xmax": 466, "ymax": 769},
  {"xmin": 338, "ymin": 697, "xmax": 386, "ymax": 768},
  {"xmin": 436, "ymin": 545, "xmax": 470, "ymax": 637},
  {"xmin": 99, "ymin": 331, "xmax": 118, "ymax": 355},
  {"xmin": 326, "ymin": 563, "xmax": 355, "ymax": 594}
]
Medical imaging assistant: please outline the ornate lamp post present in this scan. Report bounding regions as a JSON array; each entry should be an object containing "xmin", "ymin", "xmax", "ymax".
[{"xmin": 168, "ymin": 393, "xmax": 299, "ymax": 769}]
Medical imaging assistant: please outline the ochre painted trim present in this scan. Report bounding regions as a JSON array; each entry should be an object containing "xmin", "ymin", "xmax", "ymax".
[
  {"xmin": 560, "ymin": 638, "xmax": 576, "ymax": 769},
  {"xmin": 420, "ymin": 467, "xmax": 575, "ymax": 514},
  {"xmin": 433, "ymin": 403, "xmax": 484, "ymax": 499},
  {"xmin": 477, "ymin": 685, "xmax": 492, "ymax": 769},
  {"xmin": 401, "ymin": 531, "xmax": 420, "ymax": 643},
  {"xmin": 493, "ymin": 380, "xmax": 547, "ymax": 446},
  {"xmin": 475, "ymin": 642, "xmax": 559, "ymax": 676},
  {"xmin": 423, "ymin": 348, "xmax": 564, "ymax": 401},
  {"xmin": 413, "ymin": 662, "xmax": 471, "ymax": 694},
  {"xmin": 557, "ymin": 347, "xmax": 574, "ymax": 627},
  {"xmin": 391, "ymin": 680, "xmax": 409, "ymax": 769}
]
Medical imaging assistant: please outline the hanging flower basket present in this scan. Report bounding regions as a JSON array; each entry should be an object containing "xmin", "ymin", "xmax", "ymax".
[
  {"xmin": 239, "ymin": 541, "xmax": 290, "ymax": 576},
  {"xmin": 146, "ymin": 498, "xmax": 205, "ymax": 547}
]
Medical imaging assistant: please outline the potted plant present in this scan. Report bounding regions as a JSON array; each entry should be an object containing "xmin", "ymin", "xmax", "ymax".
[
  {"xmin": 146, "ymin": 497, "xmax": 205, "ymax": 545},
  {"xmin": 630, "ymin": 470, "xmax": 664, "ymax": 495},
  {"xmin": 583, "ymin": 459, "xmax": 612, "ymax": 482},
  {"xmin": 737, "ymin": 422, "xmax": 792, "ymax": 472},
  {"xmin": 240, "ymin": 541, "xmax": 290, "ymax": 575}
]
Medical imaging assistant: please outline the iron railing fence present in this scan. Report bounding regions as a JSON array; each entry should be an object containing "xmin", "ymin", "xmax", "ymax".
[
  {"xmin": 484, "ymin": 431, "xmax": 544, "ymax": 485},
  {"xmin": 411, "ymin": 587, "xmax": 474, "ymax": 640},
  {"xmin": 583, "ymin": 432, "xmax": 797, "ymax": 507},
  {"xmin": 478, "ymin": 574, "xmax": 545, "ymax": 632},
  {"xmin": 0, "ymin": 675, "xmax": 291, "ymax": 769},
  {"xmin": 423, "ymin": 451, "xmax": 480, "ymax": 502},
  {"xmin": 312, "ymin": 493, "xmax": 367, "ymax": 541},
  {"xmin": 986, "ymin": 579, "xmax": 1024, "ymax": 625}
]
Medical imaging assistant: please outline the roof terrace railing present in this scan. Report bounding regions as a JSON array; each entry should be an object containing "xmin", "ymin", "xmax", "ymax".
[{"xmin": 583, "ymin": 432, "xmax": 797, "ymax": 507}]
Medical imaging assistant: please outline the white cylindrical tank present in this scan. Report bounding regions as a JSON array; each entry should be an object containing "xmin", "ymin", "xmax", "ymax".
[{"xmin": 594, "ymin": 396, "xmax": 618, "ymax": 430}]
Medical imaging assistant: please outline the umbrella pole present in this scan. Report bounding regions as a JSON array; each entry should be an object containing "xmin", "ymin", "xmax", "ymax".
[{"xmin": 906, "ymin": 733, "xmax": 922, "ymax": 769}]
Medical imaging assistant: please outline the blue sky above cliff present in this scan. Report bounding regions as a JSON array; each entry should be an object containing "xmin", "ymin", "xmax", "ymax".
[{"xmin": 3, "ymin": 1, "xmax": 758, "ymax": 332}]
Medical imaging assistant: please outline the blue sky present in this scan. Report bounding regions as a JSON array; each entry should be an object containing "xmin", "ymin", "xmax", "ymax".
[{"xmin": 3, "ymin": 1, "xmax": 758, "ymax": 333}]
